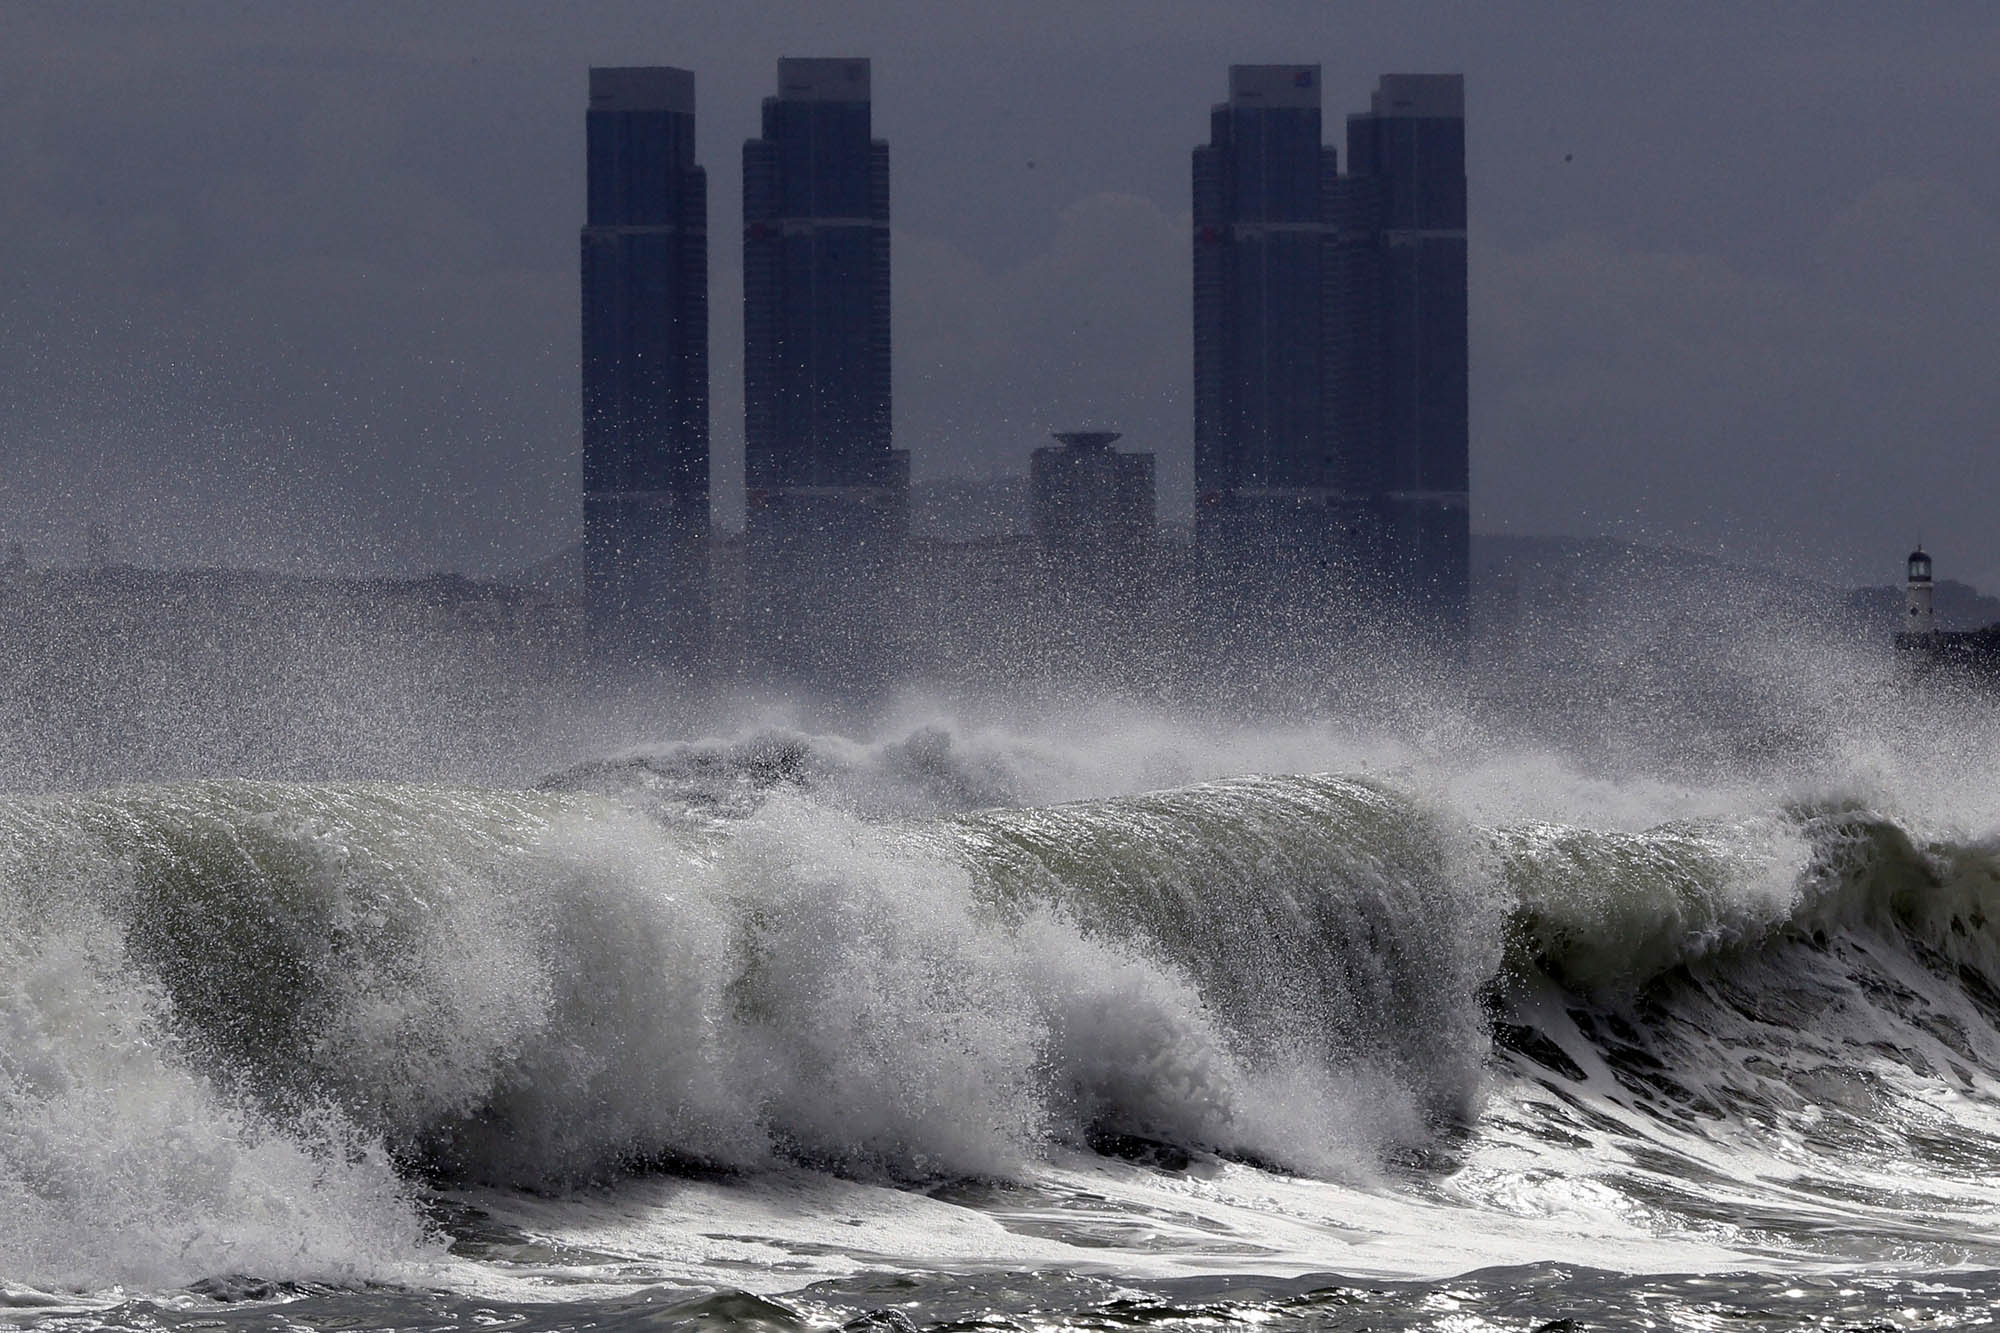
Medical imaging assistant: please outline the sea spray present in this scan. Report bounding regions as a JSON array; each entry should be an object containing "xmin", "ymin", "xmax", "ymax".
[
  {"xmin": 13, "ymin": 743, "xmax": 2000, "ymax": 1300},
  {"xmin": 0, "ymin": 773, "xmax": 1500, "ymax": 1231},
  {"xmin": 1495, "ymin": 814, "xmax": 1810, "ymax": 990},
  {"xmin": 941, "ymin": 774, "xmax": 1508, "ymax": 1154},
  {"xmin": 0, "ymin": 910, "xmax": 430, "ymax": 1292}
]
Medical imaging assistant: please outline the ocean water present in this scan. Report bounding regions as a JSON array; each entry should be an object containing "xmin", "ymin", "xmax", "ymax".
[{"xmin": 8, "ymin": 660, "xmax": 2000, "ymax": 1330}]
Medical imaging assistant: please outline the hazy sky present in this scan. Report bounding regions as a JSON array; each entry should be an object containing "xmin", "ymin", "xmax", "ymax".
[{"xmin": 1, "ymin": 3, "xmax": 1995, "ymax": 586}]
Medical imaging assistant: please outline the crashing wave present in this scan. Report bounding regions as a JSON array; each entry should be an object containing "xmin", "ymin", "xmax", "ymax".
[{"xmin": 5, "ymin": 756, "xmax": 2000, "ymax": 1289}]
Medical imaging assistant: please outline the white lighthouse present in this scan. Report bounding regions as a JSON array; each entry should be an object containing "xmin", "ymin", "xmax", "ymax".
[{"xmin": 1905, "ymin": 547, "xmax": 1935, "ymax": 636}]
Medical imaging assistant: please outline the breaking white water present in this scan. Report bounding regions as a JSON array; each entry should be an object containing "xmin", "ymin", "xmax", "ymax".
[{"xmin": 9, "ymin": 648, "xmax": 2000, "ymax": 1330}]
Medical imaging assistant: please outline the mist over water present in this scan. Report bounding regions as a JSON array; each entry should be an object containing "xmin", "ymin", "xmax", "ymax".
[{"xmin": 7, "ymin": 561, "xmax": 2000, "ymax": 1329}]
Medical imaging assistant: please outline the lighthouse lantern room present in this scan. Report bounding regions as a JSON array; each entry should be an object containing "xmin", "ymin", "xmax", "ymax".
[{"xmin": 1906, "ymin": 547, "xmax": 1935, "ymax": 636}]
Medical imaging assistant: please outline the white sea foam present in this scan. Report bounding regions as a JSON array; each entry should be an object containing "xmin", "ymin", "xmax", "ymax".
[
  {"xmin": 8, "ymin": 690, "xmax": 2000, "ymax": 1300},
  {"xmin": 0, "ymin": 912, "xmax": 432, "ymax": 1292}
]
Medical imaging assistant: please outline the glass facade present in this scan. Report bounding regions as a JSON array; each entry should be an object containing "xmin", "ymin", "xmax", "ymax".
[
  {"xmin": 740, "ymin": 58, "xmax": 903, "ymax": 692},
  {"xmin": 1193, "ymin": 67, "xmax": 1339, "ymax": 504},
  {"xmin": 1348, "ymin": 75, "xmax": 1469, "ymax": 629},
  {"xmin": 742, "ymin": 59, "xmax": 895, "ymax": 496},
  {"xmin": 580, "ymin": 66, "xmax": 709, "ymax": 655},
  {"xmin": 1194, "ymin": 69, "xmax": 1468, "ymax": 634}
]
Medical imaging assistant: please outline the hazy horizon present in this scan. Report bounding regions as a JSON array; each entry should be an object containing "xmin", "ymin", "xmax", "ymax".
[{"xmin": 3, "ymin": 2, "xmax": 1995, "ymax": 588}]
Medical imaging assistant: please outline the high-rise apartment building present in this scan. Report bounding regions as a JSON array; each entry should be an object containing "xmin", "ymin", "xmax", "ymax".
[
  {"xmin": 1346, "ymin": 75, "xmax": 1468, "ymax": 630},
  {"xmin": 1193, "ymin": 68, "xmax": 1467, "ymax": 633},
  {"xmin": 580, "ymin": 66, "xmax": 710, "ymax": 656},
  {"xmin": 742, "ymin": 58, "xmax": 901, "ymax": 517},
  {"xmin": 1193, "ymin": 67, "xmax": 1348, "ymax": 555},
  {"xmin": 741, "ymin": 58, "xmax": 905, "ymax": 685}
]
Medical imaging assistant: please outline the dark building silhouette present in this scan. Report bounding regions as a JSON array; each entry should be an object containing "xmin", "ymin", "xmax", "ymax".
[
  {"xmin": 1193, "ymin": 66, "xmax": 1353, "ymax": 561},
  {"xmin": 741, "ymin": 58, "xmax": 905, "ymax": 688},
  {"xmin": 1030, "ymin": 430, "xmax": 1155, "ymax": 566},
  {"xmin": 1193, "ymin": 68, "xmax": 1468, "ymax": 637},
  {"xmin": 581, "ymin": 66, "xmax": 710, "ymax": 658},
  {"xmin": 743, "ymin": 58, "xmax": 896, "ymax": 498},
  {"xmin": 1346, "ymin": 75, "xmax": 1469, "ymax": 630}
]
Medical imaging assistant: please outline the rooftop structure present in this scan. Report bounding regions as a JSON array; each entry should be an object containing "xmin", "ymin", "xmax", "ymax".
[{"xmin": 1031, "ymin": 429, "xmax": 1155, "ymax": 565}]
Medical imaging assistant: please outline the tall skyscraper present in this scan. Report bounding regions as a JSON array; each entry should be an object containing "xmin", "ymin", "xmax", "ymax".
[
  {"xmin": 1346, "ymin": 75, "xmax": 1468, "ymax": 630},
  {"xmin": 741, "ymin": 58, "xmax": 905, "ymax": 686},
  {"xmin": 1193, "ymin": 68, "xmax": 1468, "ymax": 635},
  {"xmin": 1193, "ymin": 67, "xmax": 1350, "ymax": 556},
  {"xmin": 581, "ymin": 66, "xmax": 710, "ymax": 657}
]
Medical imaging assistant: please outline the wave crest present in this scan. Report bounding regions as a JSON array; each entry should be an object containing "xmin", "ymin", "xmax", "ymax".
[{"xmin": 9, "ymin": 764, "xmax": 2000, "ymax": 1290}]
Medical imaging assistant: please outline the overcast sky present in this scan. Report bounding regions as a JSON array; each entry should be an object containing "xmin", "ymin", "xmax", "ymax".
[{"xmin": 1, "ymin": 2, "xmax": 1995, "ymax": 586}]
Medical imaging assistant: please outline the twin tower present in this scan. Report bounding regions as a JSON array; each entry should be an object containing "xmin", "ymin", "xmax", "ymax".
[
  {"xmin": 581, "ymin": 60, "xmax": 1467, "ymax": 669},
  {"xmin": 581, "ymin": 59, "xmax": 896, "ymax": 669}
]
